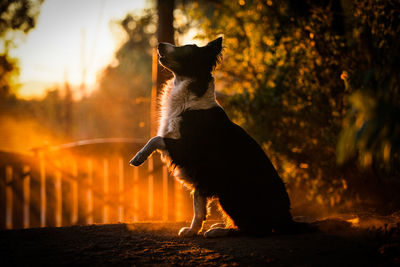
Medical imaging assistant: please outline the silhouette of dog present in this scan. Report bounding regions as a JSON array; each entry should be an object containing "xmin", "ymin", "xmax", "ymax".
[{"xmin": 130, "ymin": 37, "xmax": 302, "ymax": 237}]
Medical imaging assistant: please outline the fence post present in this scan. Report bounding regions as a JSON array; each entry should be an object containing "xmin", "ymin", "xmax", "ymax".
[
  {"xmin": 5, "ymin": 166, "xmax": 12, "ymax": 229},
  {"xmin": 103, "ymin": 159, "xmax": 109, "ymax": 223},
  {"xmin": 148, "ymin": 157, "xmax": 154, "ymax": 219},
  {"xmin": 118, "ymin": 157, "xmax": 124, "ymax": 222},
  {"xmin": 87, "ymin": 159, "xmax": 93, "ymax": 224},
  {"xmin": 54, "ymin": 161, "xmax": 62, "ymax": 227},
  {"xmin": 162, "ymin": 166, "xmax": 168, "ymax": 221},
  {"xmin": 133, "ymin": 166, "xmax": 139, "ymax": 222},
  {"xmin": 23, "ymin": 166, "xmax": 30, "ymax": 229},
  {"xmin": 39, "ymin": 152, "xmax": 46, "ymax": 227},
  {"xmin": 71, "ymin": 160, "xmax": 78, "ymax": 225},
  {"xmin": 175, "ymin": 179, "xmax": 183, "ymax": 222}
]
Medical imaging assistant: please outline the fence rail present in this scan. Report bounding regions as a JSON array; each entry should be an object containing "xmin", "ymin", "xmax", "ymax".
[{"xmin": 0, "ymin": 139, "xmax": 193, "ymax": 230}]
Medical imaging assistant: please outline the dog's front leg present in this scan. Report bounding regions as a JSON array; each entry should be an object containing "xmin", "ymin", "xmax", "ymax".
[
  {"xmin": 178, "ymin": 190, "xmax": 207, "ymax": 237},
  {"xmin": 129, "ymin": 136, "xmax": 166, "ymax": 166}
]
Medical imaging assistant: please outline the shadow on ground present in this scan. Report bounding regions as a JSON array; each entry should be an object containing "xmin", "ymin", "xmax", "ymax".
[{"xmin": 1, "ymin": 220, "xmax": 399, "ymax": 266}]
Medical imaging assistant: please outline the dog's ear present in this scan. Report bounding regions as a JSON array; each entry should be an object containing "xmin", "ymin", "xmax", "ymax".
[
  {"xmin": 206, "ymin": 37, "xmax": 223, "ymax": 69},
  {"xmin": 206, "ymin": 37, "xmax": 223, "ymax": 55}
]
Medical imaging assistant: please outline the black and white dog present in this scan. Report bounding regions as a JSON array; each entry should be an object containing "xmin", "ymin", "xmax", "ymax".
[{"xmin": 130, "ymin": 37, "xmax": 298, "ymax": 237}]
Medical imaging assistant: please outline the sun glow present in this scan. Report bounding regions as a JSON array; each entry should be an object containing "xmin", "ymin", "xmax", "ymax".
[
  {"xmin": 346, "ymin": 217, "xmax": 360, "ymax": 226},
  {"xmin": 10, "ymin": 0, "xmax": 147, "ymax": 99}
]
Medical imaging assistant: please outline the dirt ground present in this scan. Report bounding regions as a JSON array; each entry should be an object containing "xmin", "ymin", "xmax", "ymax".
[{"xmin": 1, "ymin": 219, "xmax": 400, "ymax": 266}]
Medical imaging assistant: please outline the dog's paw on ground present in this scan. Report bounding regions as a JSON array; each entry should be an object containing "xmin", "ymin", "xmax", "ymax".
[
  {"xmin": 178, "ymin": 227, "xmax": 199, "ymax": 237},
  {"xmin": 204, "ymin": 227, "xmax": 231, "ymax": 238},
  {"xmin": 209, "ymin": 223, "xmax": 225, "ymax": 229}
]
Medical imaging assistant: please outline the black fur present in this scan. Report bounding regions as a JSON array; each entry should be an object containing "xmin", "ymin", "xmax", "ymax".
[
  {"xmin": 164, "ymin": 106, "xmax": 294, "ymax": 234},
  {"xmin": 158, "ymin": 37, "xmax": 309, "ymax": 235}
]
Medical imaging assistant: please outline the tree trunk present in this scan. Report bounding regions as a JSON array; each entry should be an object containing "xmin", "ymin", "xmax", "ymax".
[
  {"xmin": 157, "ymin": 0, "xmax": 175, "ymax": 90},
  {"xmin": 151, "ymin": 0, "xmax": 175, "ymax": 135}
]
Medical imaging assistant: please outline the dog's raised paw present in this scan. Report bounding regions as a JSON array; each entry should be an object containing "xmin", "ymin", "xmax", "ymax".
[
  {"xmin": 129, "ymin": 153, "xmax": 145, "ymax": 166},
  {"xmin": 178, "ymin": 227, "xmax": 198, "ymax": 237}
]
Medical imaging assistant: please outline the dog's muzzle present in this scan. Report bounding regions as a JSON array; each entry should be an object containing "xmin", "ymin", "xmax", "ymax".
[{"xmin": 157, "ymin": 42, "xmax": 174, "ymax": 58}]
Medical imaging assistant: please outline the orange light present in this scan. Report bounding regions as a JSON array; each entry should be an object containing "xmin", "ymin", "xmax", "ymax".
[{"xmin": 346, "ymin": 217, "xmax": 359, "ymax": 226}]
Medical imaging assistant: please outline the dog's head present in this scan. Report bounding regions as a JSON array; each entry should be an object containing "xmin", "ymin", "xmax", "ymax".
[{"xmin": 157, "ymin": 37, "xmax": 223, "ymax": 77}]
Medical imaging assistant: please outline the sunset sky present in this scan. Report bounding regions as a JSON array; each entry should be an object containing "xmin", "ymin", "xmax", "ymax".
[{"xmin": 11, "ymin": 0, "xmax": 148, "ymax": 98}]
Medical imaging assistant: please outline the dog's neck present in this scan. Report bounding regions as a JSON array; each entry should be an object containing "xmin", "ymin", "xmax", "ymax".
[
  {"xmin": 172, "ymin": 75, "xmax": 218, "ymax": 111},
  {"xmin": 174, "ymin": 73, "xmax": 213, "ymax": 97},
  {"xmin": 157, "ymin": 75, "xmax": 219, "ymax": 138}
]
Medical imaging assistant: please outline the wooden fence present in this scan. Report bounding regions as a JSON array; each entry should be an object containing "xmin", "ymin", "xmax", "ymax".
[{"xmin": 0, "ymin": 139, "xmax": 193, "ymax": 230}]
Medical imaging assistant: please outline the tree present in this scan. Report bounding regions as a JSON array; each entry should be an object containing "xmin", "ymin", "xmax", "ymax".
[
  {"xmin": 184, "ymin": 0, "xmax": 400, "ymax": 213},
  {"xmin": 151, "ymin": 0, "xmax": 175, "ymax": 135},
  {"xmin": 81, "ymin": 10, "xmax": 156, "ymax": 140},
  {"xmin": 156, "ymin": 0, "xmax": 175, "ymax": 96},
  {"xmin": 0, "ymin": 0, "xmax": 44, "ymax": 99},
  {"xmin": 337, "ymin": 0, "xmax": 400, "ymax": 171}
]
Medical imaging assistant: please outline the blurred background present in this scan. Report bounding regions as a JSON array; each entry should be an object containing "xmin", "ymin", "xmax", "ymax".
[{"xmin": 1, "ymin": 0, "xmax": 400, "ymax": 229}]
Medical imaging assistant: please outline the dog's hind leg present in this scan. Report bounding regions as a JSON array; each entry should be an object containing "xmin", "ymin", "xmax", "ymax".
[
  {"xmin": 178, "ymin": 190, "xmax": 207, "ymax": 237},
  {"xmin": 129, "ymin": 136, "xmax": 166, "ymax": 166}
]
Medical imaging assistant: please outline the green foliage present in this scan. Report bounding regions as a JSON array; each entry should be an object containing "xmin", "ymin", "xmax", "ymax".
[
  {"xmin": 186, "ymin": 0, "xmax": 400, "ymax": 212},
  {"xmin": 337, "ymin": 0, "xmax": 400, "ymax": 170},
  {"xmin": 0, "ymin": 0, "xmax": 43, "ymax": 38},
  {"xmin": 0, "ymin": 0, "xmax": 44, "ymax": 99},
  {"xmin": 0, "ymin": 53, "xmax": 19, "ymax": 99}
]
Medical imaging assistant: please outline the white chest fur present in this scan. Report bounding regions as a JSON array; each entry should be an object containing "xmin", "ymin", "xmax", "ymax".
[{"xmin": 157, "ymin": 77, "xmax": 219, "ymax": 139}]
